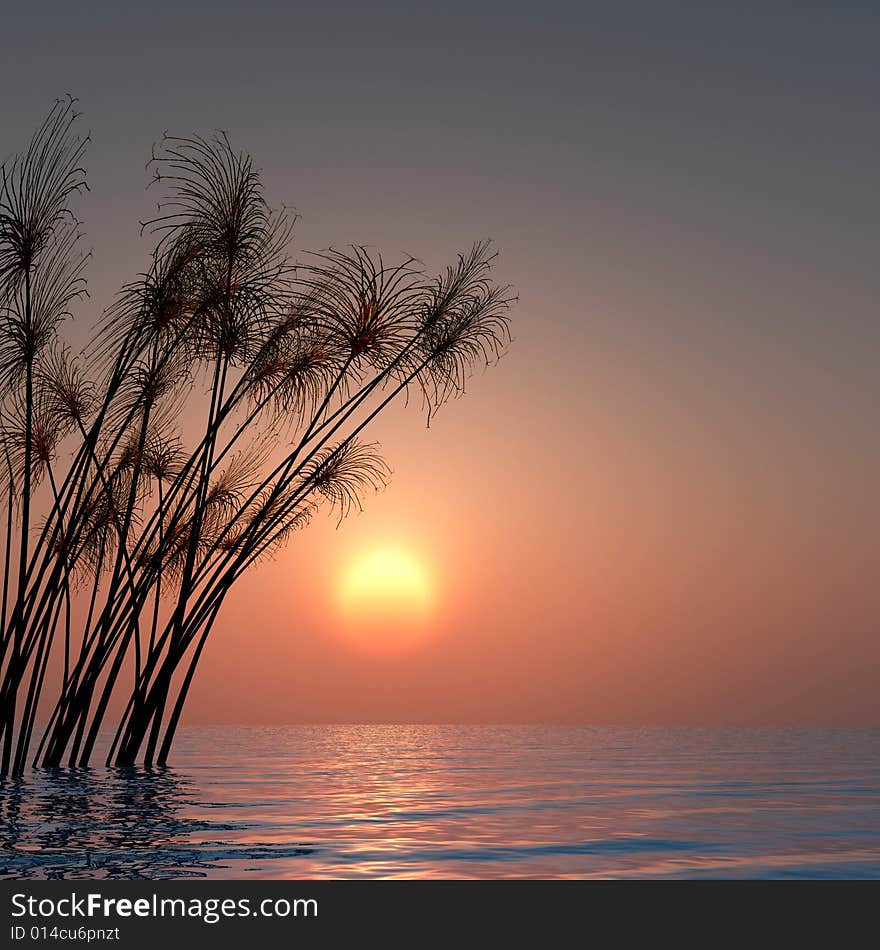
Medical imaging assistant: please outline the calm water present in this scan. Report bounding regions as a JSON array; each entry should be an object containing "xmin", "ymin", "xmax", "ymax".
[{"xmin": 1, "ymin": 725, "xmax": 879, "ymax": 879}]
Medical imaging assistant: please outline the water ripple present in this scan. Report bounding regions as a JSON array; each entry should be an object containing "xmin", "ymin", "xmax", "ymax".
[{"xmin": 1, "ymin": 725, "xmax": 879, "ymax": 878}]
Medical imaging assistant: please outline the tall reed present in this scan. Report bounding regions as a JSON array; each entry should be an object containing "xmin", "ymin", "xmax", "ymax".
[{"xmin": 0, "ymin": 101, "xmax": 513, "ymax": 774}]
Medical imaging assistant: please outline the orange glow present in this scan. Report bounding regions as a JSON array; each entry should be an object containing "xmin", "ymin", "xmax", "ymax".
[{"xmin": 336, "ymin": 547, "xmax": 434, "ymax": 651}]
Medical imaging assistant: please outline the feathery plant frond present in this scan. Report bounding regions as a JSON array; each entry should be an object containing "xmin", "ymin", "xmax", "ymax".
[
  {"xmin": 416, "ymin": 241, "xmax": 514, "ymax": 409},
  {"xmin": 37, "ymin": 342, "xmax": 97, "ymax": 429},
  {"xmin": 145, "ymin": 133, "xmax": 270, "ymax": 261},
  {"xmin": 0, "ymin": 96, "xmax": 87, "ymax": 289},
  {"xmin": 249, "ymin": 312, "xmax": 346, "ymax": 425},
  {"xmin": 0, "ymin": 101, "xmax": 514, "ymax": 775},
  {"xmin": 302, "ymin": 438, "xmax": 391, "ymax": 525},
  {"xmin": 0, "ymin": 223, "xmax": 89, "ymax": 394},
  {"xmin": 142, "ymin": 433, "xmax": 186, "ymax": 485},
  {"xmin": 298, "ymin": 246, "xmax": 425, "ymax": 366}
]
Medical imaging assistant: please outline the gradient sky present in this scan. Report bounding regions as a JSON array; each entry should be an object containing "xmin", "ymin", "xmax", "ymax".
[{"xmin": 3, "ymin": 2, "xmax": 878, "ymax": 723}]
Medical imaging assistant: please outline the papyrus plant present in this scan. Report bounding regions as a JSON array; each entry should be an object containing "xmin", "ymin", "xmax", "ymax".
[{"xmin": 0, "ymin": 100, "xmax": 513, "ymax": 775}]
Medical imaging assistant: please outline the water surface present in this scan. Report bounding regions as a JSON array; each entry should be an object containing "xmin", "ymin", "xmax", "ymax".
[{"xmin": 1, "ymin": 725, "xmax": 879, "ymax": 878}]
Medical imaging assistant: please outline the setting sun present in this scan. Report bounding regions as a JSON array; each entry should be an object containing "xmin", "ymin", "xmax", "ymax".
[{"xmin": 337, "ymin": 547, "xmax": 434, "ymax": 649}]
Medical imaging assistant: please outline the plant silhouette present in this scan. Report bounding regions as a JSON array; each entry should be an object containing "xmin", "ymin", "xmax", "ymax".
[{"xmin": 0, "ymin": 99, "xmax": 514, "ymax": 774}]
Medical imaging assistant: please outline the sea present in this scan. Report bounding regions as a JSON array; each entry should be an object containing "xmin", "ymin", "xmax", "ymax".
[{"xmin": 2, "ymin": 725, "xmax": 879, "ymax": 879}]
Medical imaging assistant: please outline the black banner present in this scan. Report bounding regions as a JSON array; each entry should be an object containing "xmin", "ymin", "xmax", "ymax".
[{"xmin": 1, "ymin": 881, "xmax": 877, "ymax": 946}]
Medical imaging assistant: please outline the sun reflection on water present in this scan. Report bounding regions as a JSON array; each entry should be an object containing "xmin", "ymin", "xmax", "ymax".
[{"xmin": 2, "ymin": 725, "xmax": 880, "ymax": 879}]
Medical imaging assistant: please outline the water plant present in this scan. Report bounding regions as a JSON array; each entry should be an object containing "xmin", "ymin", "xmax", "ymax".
[{"xmin": 0, "ymin": 99, "xmax": 513, "ymax": 774}]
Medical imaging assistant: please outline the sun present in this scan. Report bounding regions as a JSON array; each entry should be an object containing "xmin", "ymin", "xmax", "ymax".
[{"xmin": 337, "ymin": 547, "xmax": 434, "ymax": 649}]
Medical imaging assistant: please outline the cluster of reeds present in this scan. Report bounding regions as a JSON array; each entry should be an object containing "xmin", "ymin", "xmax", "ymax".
[{"xmin": 0, "ymin": 99, "xmax": 513, "ymax": 774}]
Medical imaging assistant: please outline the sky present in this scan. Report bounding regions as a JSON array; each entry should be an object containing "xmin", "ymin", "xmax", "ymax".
[{"xmin": 2, "ymin": 1, "xmax": 878, "ymax": 724}]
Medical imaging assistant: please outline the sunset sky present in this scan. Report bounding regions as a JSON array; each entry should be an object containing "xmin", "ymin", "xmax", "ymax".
[{"xmin": 3, "ymin": 2, "xmax": 878, "ymax": 724}]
